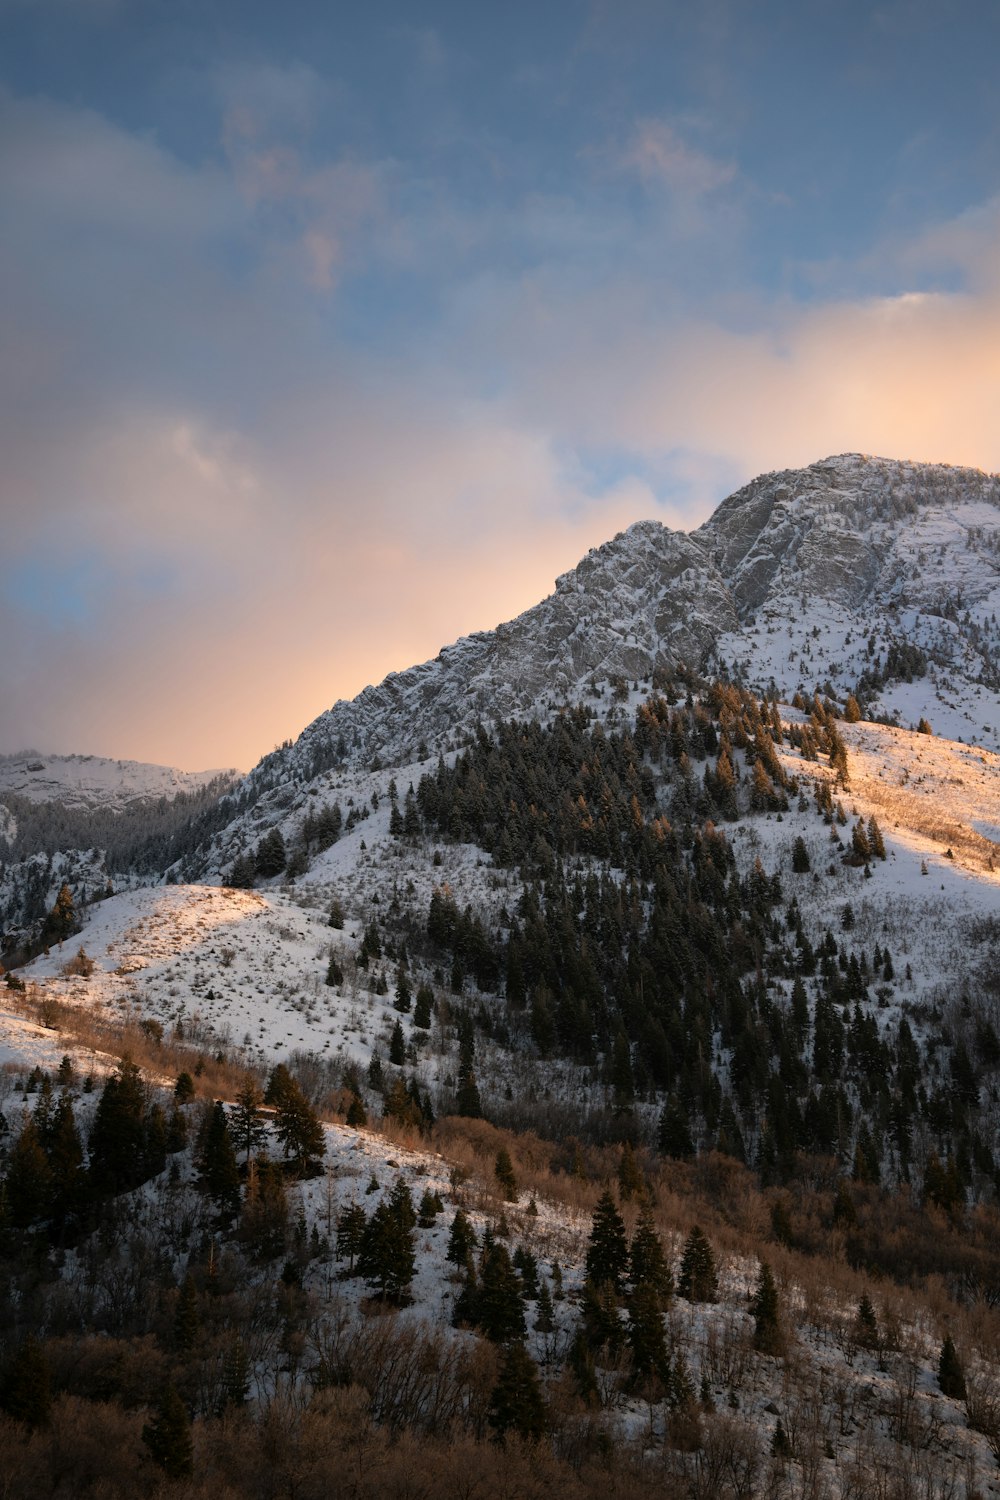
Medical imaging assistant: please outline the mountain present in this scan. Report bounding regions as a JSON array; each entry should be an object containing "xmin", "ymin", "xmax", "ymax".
[
  {"xmin": 0, "ymin": 752, "xmax": 239, "ymax": 815},
  {"xmin": 190, "ymin": 452, "xmax": 1000, "ymax": 876}
]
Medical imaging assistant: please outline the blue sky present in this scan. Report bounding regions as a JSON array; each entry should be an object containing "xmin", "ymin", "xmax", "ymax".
[{"xmin": 3, "ymin": 0, "xmax": 1000, "ymax": 767}]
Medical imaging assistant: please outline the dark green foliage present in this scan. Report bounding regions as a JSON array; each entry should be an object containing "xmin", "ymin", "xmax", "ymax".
[
  {"xmin": 488, "ymin": 1341, "xmax": 547, "ymax": 1442},
  {"xmin": 750, "ymin": 1260, "xmax": 784, "ymax": 1355},
  {"xmin": 855, "ymin": 1293, "xmax": 879, "ymax": 1350},
  {"xmin": 629, "ymin": 1205, "xmax": 673, "ymax": 1300},
  {"xmin": 88, "ymin": 1058, "xmax": 163, "ymax": 1197},
  {"xmin": 617, "ymin": 1140, "xmax": 645, "ymax": 1201},
  {"xmin": 142, "ymin": 1385, "xmax": 193, "ymax": 1478},
  {"xmin": 446, "ymin": 1208, "xmax": 478, "ymax": 1266},
  {"xmin": 535, "ymin": 1280, "xmax": 555, "ymax": 1333},
  {"xmin": 937, "ymin": 1335, "xmax": 966, "ymax": 1400},
  {"xmin": 174, "ymin": 1071, "xmax": 195, "ymax": 1103},
  {"xmin": 627, "ymin": 1281, "xmax": 668, "ymax": 1384},
  {"xmin": 325, "ymin": 953, "xmax": 344, "ymax": 987},
  {"xmin": 389, "ymin": 1019, "xmax": 406, "ymax": 1066},
  {"xmin": 658, "ymin": 1095, "xmax": 695, "ymax": 1159},
  {"xmin": 585, "ymin": 1189, "xmax": 629, "ymax": 1294},
  {"xmin": 240, "ymin": 1156, "xmax": 289, "ymax": 1261},
  {"xmin": 196, "ymin": 1101, "xmax": 241, "ymax": 1223},
  {"xmin": 677, "ymin": 1226, "xmax": 717, "ymax": 1303},
  {"xmin": 39, "ymin": 883, "xmax": 79, "ymax": 950},
  {"xmin": 336, "ymin": 1202, "xmax": 367, "ymax": 1272},
  {"xmin": 346, "ymin": 1092, "xmax": 367, "ymax": 1127},
  {"xmin": 417, "ymin": 1188, "xmax": 443, "ymax": 1227},
  {"xmin": 792, "ymin": 836, "xmax": 811, "ymax": 873},
  {"xmin": 231, "ymin": 1080, "xmax": 267, "ymax": 1163},
  {"xmin": 255, "ymin": 827, "xmax": 286, "ymax": 878},
  {"xmin": 413, "ymin": 983, "xmax": 434, "ymax": 1030},
  {"xmin": 494, "ymin": 1147, "xmax": 518, "ymax": 1201},
  {"xmin": 357, "ymin": 1197, "xmax": 416, "ymax": 1302},
  {"xmin": 267, "ymin": 1070, "xmax": 325, "ymax": 1176},
  {"xmin": 477, "ymin": 1243, "xmax": 526, "ymax": 1342}
]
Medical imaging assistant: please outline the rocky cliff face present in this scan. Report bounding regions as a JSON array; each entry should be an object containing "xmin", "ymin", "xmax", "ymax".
[{"xmin": 193, "ymin": 452, "xmax": 1000, "ymax": 872}]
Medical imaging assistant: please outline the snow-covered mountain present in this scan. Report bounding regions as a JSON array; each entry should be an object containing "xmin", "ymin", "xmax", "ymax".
[
  {"xmin": 0, "ymin": 752, "xmax": 239, "ymax": 816},
  {"xmin": 192, "ymin": 453, "xmax": 1000, "ymax": 875}
]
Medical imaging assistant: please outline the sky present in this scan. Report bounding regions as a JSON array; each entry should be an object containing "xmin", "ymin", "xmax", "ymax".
[{"xmin": 4, "ymin": 0, "xmax": 1000, "ymax": 771}]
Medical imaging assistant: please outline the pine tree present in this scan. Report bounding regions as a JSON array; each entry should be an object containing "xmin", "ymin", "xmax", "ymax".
[
  {"xmin": 231, "ymin": 1079, "xmax": 267, "ymax": 1163},
  {"xmin": 389, "ymin": 1019, "xmax": 406, "ymax": 1066},
  {"xmin": 535, "ymin": 1280, "xmax": 555, "ymax": 1333},
  {"xmin": 937, "ymin": 1335, "xmax": 966, "ymax": 1399},
  {"xmin": 478, "ymin": 1243, "xmax": 526, "ymax": 1342},
  {"xmin": 346, "ymin": 1092, "xmax": 367, "ymax": 1127},
  {"xmin": 750, "ymin": 1260, "xmax": 784, "ymax": 1355},
  {"xmin": 336, "ymin": 1202, "xmax": 367, "ymax": 1273},
  {"xmin": 791, "ymin": 836, "xmax": 811, "ymax": 873},
  {"xmin": 4, "ymin": 1116, "xmax": 53, "ymax": 1226},
  {"xmin": 585, "ymin": 1189, "xmax": 629, "ymax": 1294},
  {"xmin": 677, "ymin": 1226, "xmax": 718, "ymax": 1303},
  {"xmin": 494, "ymin": 1147, "xmax": 518, "ymax": 1201},
  {"xmin": 39, "ymin": 883, "xmax": 78, "ymax": 949},
  {"xmin": 196, "ymin": 1101, "xmax": 241, "ymax": 1223},
  {"xmin": 488, "ymin": 1341, "xmax": 547, "ymax": 1443},
  {"xmin": 855, "ymin": 1292, "xmax": 879, "ymax": 1350},
  {"xmin": 174, "ymin": 1071, "xmax": 195, "ymax": 1103},
  {"xmin": 271, "ymin": 1075, "xmax": 325, "ymax": 1176},
  {"xmin": 627, "ymin": 1281, "xmax": 668, "ymax": 1384},
  {"xmin": 255, "ymin": 827, "xmax": 286, "ymax": 878},
  {"xmin": 629, "ymin": 1204, "xmax": 673, "ymax": 1299},
  {"xmin": 446, "ymin": 1208, "xmax": 478, "ymax": 1266},
  {"xmin": 413, "ymin": 984, "xmax": 434, "ymax": 1030},
  {"xmin": 325, "ymin": 953, "xmax": 344, "ymax": 987},
  {"xmin": 142, "ymin": 1385, "xmax": 193, "ymax": 1479},
  {"xmin": 356, "ymin": 1200, "xmax": 415, "ymax": 1302},
  {"xmin": 658, "ymin": 1095, "xmax": 695, "ymax": 1159},
  {"xmin": 394, "ymin": 969, "xmax": 412, "ymax": 1013}
]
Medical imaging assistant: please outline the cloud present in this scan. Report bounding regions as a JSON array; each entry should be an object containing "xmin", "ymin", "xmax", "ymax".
[{"xmin": 623, "ymin": 118, "xmax": 737, "ymax": 197}]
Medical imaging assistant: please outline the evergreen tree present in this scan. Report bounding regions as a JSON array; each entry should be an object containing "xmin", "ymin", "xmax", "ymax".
[
  {"xmin": 346, "ymin": 1092, "xmax": 367, "ymax": 1127},
  {"xmin": 174, "ymin": 1071, "xmax": 195, "ymax": 1103},
  {"xmin": 446, "ymin": 1208, "xmax": 478, "ymax": 1266},
  {"xmin": 271, "ymin": 1075, "xmax": 325, "ymax": 1176},
  {"xmin": 750, "ymin": 1260, "xmax": 784, "ymax": 1355},
  {"xmin": 677, "ymin": 1226, "xmax": 718, "ymax": 1303},
  {"xmin": 325, "ymin": 953, "xmax": 344, "ymax": 987},
  {"xmin": 231, "ymin": 1079, "xmax": 267, "ymax": 1163},
  {"xmin": 627, "ymin": 1281, "xmax": 668, "ymax": 1384},
  {"xmin": 4, "ymin": 1116, "xmax": 52, "ymax": 1226},
  {"xmin": 88, "ymin": 1058, "xmax": 152, "ymax": 1195},
  {"xmin": 791, "ymin": 836, "xmax": 811, "ymax": 873},
  {"xmin": 240, "ymin": 1156, "xmax": 288, "ymax": 1262},
  {"xmin": 357, "ymin": 1200, "xmax": 415, "ymax": 1302},
  {"xmin": 494, "ymin": 1146, "xmax": 518, "ymax": 1201},
  {"xmin": 629, "ymin": 1204, "xmax": 673, "ymax": 1300},
  {"xmin": 658, "ymin": 1095, "xmax": 695, "ymax": 1159},
  {"xmin": 855, "ymin": 1292, "xmax": 879, "ymax": 1351},
  {"xmin": 618, "ymin": 1140, "xmax": 645, "ymax": 1201},
  {"xmin": 585, "ymin": 1189, "xmax": 629, "ymax": 1294},
  {"xmin": 937, "ymin": 1335, "xmax": 966, "ymax": 1400},
  {"xmin": 255, "ymin": 827, "xmax": 286, "ymax": 878},
  {"xmin": 336, "ymin": 1202, "xmax": 367, "ymax": 1273},
  {"xmin": 389, "ymin": 1019, "xmax": 406, "ymax": 1066},
  {"xmin": 393, "ymin": 969, "xmax": 412, "ymax": 1013},
  {"xmin": 535, "ymin": 1280, "xmax": 555, "ymax": 1334},
  {"xmin": 196, "ymin": 1101, "xmax": 241, "ymax": 1224},
  {"xmin": 39, "ymin": 883, "xmax": 78, "ymax": 949},
  {"xmin": 478, "ymin": 1243, "xmax": 526, "ymax": 1342},
  {"xmin": 488, "ymin": 1341, "xmax": 547, "ymax": 1443},
  {"xmin": 142, "ymin": 1385, "xmax": 193, "ymax": 1479},
  {"xmin": 413, "ymin": 984, "xmax": 434, "ymax": 1030}
]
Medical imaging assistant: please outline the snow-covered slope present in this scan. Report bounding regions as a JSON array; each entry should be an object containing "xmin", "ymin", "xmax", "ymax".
[
  {"xmin": 252, "ymin": 454, "xmax": 1000, "ymax": 782},
  {"xmin": 0, "ymin": 752, "xmax": 239, "ymax": 815},
  {"xmin": 187, "ymin": 453, "xmax": 1000, "ymax": 877}
]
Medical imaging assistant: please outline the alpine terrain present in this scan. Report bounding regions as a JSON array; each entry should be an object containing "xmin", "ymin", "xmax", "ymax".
[{"xmin": 3, "ymin": 452, "xmax": 1000, "ymax": 1500}]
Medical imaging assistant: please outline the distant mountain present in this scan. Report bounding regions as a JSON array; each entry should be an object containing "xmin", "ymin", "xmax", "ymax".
[{"xmin": 0, "ymin": 752, "xmax": 240, "ymax": 815}]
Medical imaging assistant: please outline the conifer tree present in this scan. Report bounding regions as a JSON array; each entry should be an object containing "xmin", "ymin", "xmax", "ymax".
[
  {"xmin": 413, "ymin": 984, "xmax": 434, "ymax": 1030},
  {"xmin": 750, "ymin": 1260, "xmax": 784, "ymax": 1355},
  {"xmin": 357, "ymin": 1199, "xmax": 415, "ymax": 1302},
  {"xmin": 629, "ymin": 1204, "xmax": 673, "ymax": 1300},
  {"xmin": 627, "ymin": 1281, "xmax": 668, "ymax": 1384},
  {"xmin": 478, "ymin": 1243, "xmax": 526, "ymax": 1342},
  {"xmin": 855, "ymin": 1292, "xmax": 879, "ymax": 1351},
  {"xmin": 535, "ymin": 1280, "xmax": 555, "ymax": 1333},
  {"xmin": 231, "ymin": 1079, "xmax": 267, "ymax": 1163},
  {"xmin": 937, "ymin": 1335, "xmax": 966, "ymax": 1400},
  {"xmin": 677, "ymin": 1226, "xmax": 718, "ymax": 1303},
  {"xmin": 618, "ymin": 1140, "xmax": 645, "ymax": 1201},
  {"xmin": 658, "ymin": 1095, "xmax": 695, "ymax": 1159},
  {"xmin": 174, "ymin": 1275, "xmax": 200, "ymax": 1354},
  {"xmin": 271, "ymin": 1075, "xmax": 325, "ymax": 1176},
  {"xmin": 142, "ymin": 1385, "xmax": 193, "ymax": 1479},
  {"xmin": 494, "ymin": 1146, "xmax": 518, "ymax": 1201},
  {"xmin": 488, "ymin": 1341, "xmax": 547, "ymax": 1443},
  {"xmin": 389, "ymin": 1019, "xmax": 406, "ymax": 1066},
  {"xmin": 335, "ymin": 1202, "xmax": 367, "ymax": 1273},
  {"xmin": 446, "ymin": 1208, "xmax": 478, "ymax": 1266},
  {"xmin": 585, "ymin": 1189, "xmax": 629, "ymax": 1294},
  {"xmin": 196, "ymin": 1101, "xmax": 241, "ymax": 1224},
  {"xmin": 346, "ymin": 1092, "xmax": 367, "ymax": 1127}
]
